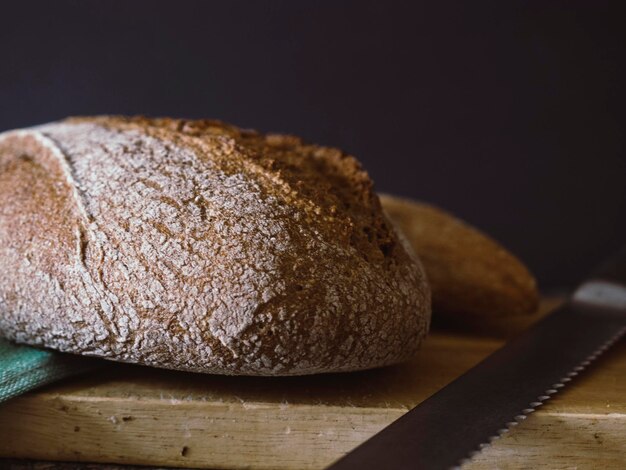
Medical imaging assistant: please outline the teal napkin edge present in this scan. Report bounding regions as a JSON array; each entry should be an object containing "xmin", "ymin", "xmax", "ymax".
[{"xmin": 0, "ymin": 338, "xmax": 98, "ymax": 403}]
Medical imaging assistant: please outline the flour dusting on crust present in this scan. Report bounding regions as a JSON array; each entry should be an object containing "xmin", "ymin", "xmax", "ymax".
[{"xmin": 0, "ymin": 117, "xmax": 430, "ymax": 375}]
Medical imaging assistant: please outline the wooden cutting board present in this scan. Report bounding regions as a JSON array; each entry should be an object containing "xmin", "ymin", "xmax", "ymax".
[{"xmin": 0, "ymin": 299, "xmax": 624, "ymax": 469}]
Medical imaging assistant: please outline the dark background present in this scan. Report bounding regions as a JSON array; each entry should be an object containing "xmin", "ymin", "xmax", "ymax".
[{"xmin": 1, "ymin": 1, "xmax": 624, "ymax": 290}]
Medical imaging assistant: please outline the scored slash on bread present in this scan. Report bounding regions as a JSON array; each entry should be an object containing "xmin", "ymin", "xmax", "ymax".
[
  {"xmin": 379, "ymin": 194, "xmax": 539, "ymax": 317},
  {"xmin": 0, "ymin": 117, "xmax": 430, "ymax": 376}
]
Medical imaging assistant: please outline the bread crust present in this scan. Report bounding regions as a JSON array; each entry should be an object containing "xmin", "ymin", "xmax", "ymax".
[
  {"xmin": 0, "ymin": 117, "xmax": 430, "ymax": 375},
  {"xmin": 380, "ymin": 194, "xmax": 538, "ymax": 317}
]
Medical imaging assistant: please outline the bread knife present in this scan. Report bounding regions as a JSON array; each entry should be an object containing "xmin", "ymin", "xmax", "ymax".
[{"xmin": 327, "ymin": 246, "xmax": 626, "ymax": 470}]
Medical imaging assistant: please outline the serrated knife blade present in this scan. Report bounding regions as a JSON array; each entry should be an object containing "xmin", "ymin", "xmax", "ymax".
[{"xmin": 327, "ymin": 247, "xmax": 626, "ymax": 470}]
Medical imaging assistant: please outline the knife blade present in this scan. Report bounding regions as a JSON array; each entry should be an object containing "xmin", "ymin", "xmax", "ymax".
[{"xmin": 327, "ymin": 247, "xmax": 626, "ymax": 470}]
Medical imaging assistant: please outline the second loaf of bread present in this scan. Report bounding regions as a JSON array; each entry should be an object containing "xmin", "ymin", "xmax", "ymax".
[{"xmin": 0, "ymin": 117, "xmax": 430, "ymax": 376}]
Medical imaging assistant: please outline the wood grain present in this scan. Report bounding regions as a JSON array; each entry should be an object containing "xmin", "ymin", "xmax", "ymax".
[{"xmin": 0, "ymin": 299, "xmax": 624, "ymax": 469}]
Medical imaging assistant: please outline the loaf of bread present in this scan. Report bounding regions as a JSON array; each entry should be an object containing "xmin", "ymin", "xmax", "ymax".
[
  {"xmin": 379, "ymin": 194, "xmax": 538, "ymax": 316},
  {"xmin": 0, "ymin": 117, "xmax": 430, "ymax": 376}
]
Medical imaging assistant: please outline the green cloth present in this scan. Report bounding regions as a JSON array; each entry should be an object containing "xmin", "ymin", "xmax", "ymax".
[{"xmin": 0, "ymin": 338, "xmax": 97, "ymax": 403}]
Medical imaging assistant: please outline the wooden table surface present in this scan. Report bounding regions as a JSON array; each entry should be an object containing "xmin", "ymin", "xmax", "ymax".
[{"xmin": 0, "ymin": 299, "xmax": 624, "ymax": 469}]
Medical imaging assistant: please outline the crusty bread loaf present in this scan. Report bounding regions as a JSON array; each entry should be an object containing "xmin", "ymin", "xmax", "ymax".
[
  {"xmin": 0, "ymin": 117, "xmax": 430, "ymax": 376},
  {"xmin": 379, "ymin": 194, "xmax": 538, "ymax": 316}
]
